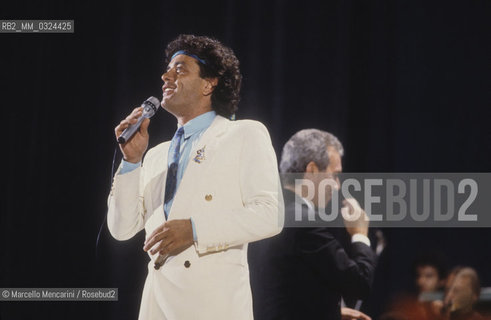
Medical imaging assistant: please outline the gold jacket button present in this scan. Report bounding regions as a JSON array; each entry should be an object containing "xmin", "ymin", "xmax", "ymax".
[
  {"xmin": 184, "ymin": 260, "xmax": 191, "ymax": 268},
  {"xmin": 205, "ymin": 194, "xmax": 213, "ymax": 201}
]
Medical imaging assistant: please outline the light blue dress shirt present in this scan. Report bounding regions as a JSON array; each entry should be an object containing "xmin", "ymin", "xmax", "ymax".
[{"xmin": 119, "ymin": 110, "xmax": 217, "ymax": 241}]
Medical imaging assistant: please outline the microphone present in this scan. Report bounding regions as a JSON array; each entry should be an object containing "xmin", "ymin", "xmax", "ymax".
[{"xmin": 117, "ymin": 96, "xmax": 160, "ymax": 144}]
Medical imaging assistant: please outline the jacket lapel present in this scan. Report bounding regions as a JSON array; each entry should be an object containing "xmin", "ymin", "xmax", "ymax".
[{"xmin": 167, "ymin": 115, "xmax": 230, "ymax": 219}]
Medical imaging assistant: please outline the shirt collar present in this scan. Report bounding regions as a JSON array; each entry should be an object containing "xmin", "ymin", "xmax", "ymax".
[{"xmin": 177, "ymin": 110, "xmax": 216, "ymax": 139}]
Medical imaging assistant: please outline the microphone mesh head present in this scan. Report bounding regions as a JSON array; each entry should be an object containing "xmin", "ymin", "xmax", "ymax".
[
  {"xmin": 146, "ymin": 96, "xmax": 160, "ymax": 108},
  {"xmin": 142, "ymin": 96, "xmax": 160, "ymax": 117}
]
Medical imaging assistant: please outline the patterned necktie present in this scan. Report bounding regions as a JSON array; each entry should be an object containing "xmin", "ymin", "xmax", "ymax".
[{"xmin": 163, "ymin": 127, "xmax": 185, "ymax": 219}]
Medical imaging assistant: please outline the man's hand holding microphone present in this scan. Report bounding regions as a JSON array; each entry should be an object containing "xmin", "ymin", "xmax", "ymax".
[{"xmin": 114, "ymin": 97, "xmax": 194, "ymax": 270}]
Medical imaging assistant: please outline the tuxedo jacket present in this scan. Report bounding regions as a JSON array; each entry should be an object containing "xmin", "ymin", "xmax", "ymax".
[
  {"xmin": 248, "ymin": 189, "xmax": 376, "ymax": 320},
  {"xmin": 107, "ymin": 115, "xmax": 283, "ymax": 320}
]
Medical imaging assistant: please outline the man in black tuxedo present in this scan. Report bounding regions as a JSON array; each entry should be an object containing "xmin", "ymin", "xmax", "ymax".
[{"xmin": 248, "ymin": 129, "xmax": 376, "ymax": 320}]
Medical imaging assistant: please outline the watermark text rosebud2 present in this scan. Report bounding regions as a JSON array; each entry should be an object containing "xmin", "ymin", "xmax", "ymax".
[{"xmin": 280, "ymin": 173, "xmax": 489, "ymax": 228}]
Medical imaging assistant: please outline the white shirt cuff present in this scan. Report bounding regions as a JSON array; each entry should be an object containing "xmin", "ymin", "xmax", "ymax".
[{"xmin": 351, "ymin": 233, "xmax": 371, "ymax": 247}]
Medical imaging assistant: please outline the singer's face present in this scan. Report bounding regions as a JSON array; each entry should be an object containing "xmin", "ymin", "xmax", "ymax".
[{"xmin": 161, "ymin": 54, "xmax": 208, "ymax": 116}]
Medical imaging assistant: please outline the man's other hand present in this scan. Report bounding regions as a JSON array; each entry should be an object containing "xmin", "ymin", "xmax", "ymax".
[
  {"xmin": 143, "ymin": 219, "xmax": 194, "ymax": 257},
  {"xmin": 341, "ymin": 198, "xmax": 369, "ymax": 236}
]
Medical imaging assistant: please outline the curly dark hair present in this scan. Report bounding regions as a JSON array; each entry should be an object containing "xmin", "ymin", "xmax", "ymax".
[{"xmin": 165, "ymin": 34, "xmax": 242, "ymax": 118}]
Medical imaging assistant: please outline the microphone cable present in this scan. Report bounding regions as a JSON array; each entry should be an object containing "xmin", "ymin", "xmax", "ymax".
[{"xmin": 95, "ymin": 145, "xmax": 119, "ymax": 261}]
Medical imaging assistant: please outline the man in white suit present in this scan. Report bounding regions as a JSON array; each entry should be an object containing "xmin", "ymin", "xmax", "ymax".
[{"xmin": 107, "ymin": 34, "xmax": 283, "ymax": 319}]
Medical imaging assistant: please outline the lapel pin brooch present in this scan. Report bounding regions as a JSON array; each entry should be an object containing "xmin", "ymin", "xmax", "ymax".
[{"xmin": 193, "ymin": 146, "xmax": 206, "ymax": 163}]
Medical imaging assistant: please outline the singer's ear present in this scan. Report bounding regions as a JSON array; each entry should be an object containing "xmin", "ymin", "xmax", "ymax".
[{"xmin": 202, "ymin": 78, "xmax": 218, "ymax": 96}]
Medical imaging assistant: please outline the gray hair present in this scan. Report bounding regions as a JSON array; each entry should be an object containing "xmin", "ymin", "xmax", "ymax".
[{"xmin": 279, "ymin": 129, "xmax": 344, "ymax": 174}]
